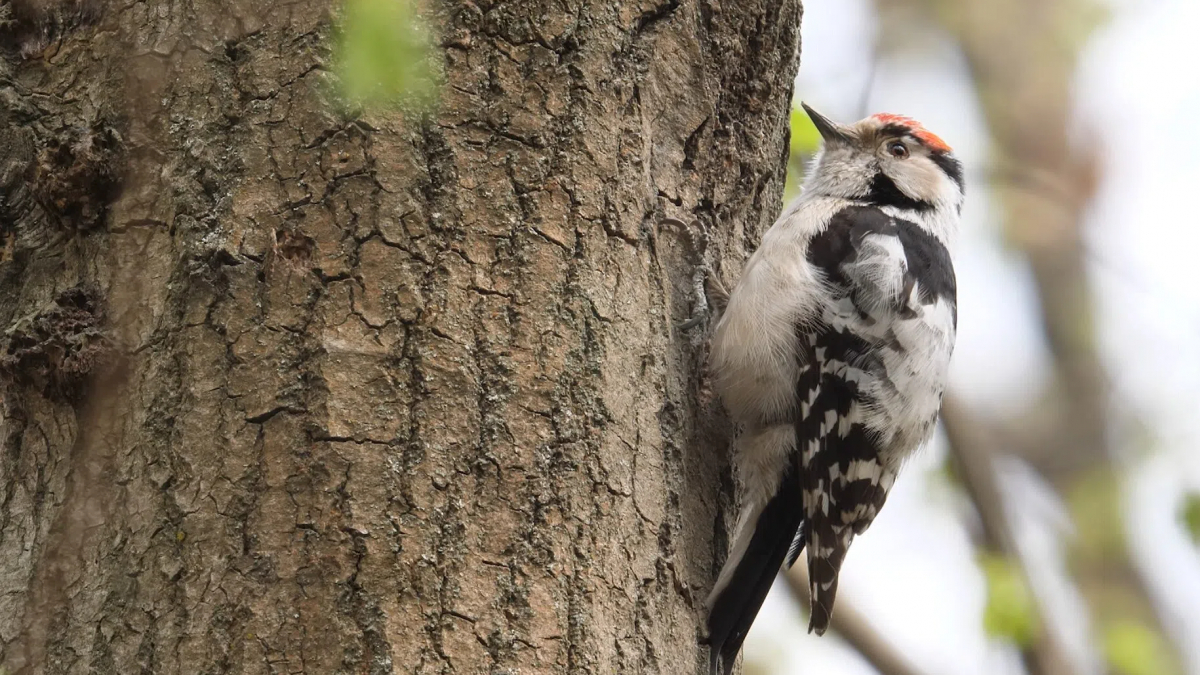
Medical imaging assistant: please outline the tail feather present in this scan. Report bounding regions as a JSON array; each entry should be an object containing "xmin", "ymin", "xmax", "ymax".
[
  {"xmin": 705, "ymin": 464, "xmax": 803, "ymax": 675},
  {"xmin": 805, "ymin": 525, "xmax": 853, "ymax": 635},
  {"xmin": 784, "ymin": 523, "xmax": 807, "ymax": 569}
]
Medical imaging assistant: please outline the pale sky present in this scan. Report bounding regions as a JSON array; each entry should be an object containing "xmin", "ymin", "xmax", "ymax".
[{"xmin": 744, "ymin": 0, "xmax": 1200, "ymax": 673}]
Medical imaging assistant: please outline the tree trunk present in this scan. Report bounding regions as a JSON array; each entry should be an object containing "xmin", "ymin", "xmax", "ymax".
[{"xmin": 0, "ymin": 1, "xmax": 801, "ymax": 673}]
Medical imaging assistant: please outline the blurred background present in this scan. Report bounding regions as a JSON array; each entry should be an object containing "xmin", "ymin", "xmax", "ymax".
[{"xmin": 753, "ymin": 0, "xmax": 1200, "ymax": 673}]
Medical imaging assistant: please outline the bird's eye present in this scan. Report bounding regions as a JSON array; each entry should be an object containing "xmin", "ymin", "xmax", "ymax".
[{"xmin": 887, "ymin": 141, "xmax": 909, "ymax": 158}]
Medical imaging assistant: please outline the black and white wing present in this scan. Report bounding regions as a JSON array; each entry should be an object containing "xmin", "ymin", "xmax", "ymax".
[{"xmin": 796, "ymin": 204, "xmax": 957, "ymax": 634}]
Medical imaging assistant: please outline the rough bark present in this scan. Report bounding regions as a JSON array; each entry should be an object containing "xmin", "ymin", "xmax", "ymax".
[{"xmin": 0, "ymin": 1, "xmax": 801, "ymax": 673}]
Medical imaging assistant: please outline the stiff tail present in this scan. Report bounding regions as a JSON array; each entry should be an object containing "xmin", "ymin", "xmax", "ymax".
[
  {"xmin": 804, "ymin": 524, "xmax": 852, "ymax": 635},
  {"xmin": 704, "ymin": 464, "xmax": 803, "ymax": 675}
]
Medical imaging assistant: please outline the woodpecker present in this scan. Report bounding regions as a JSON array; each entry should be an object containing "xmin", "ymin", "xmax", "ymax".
[{"xmin": 703, "ymin": 104, "xmax": 963, "ymax": 675}]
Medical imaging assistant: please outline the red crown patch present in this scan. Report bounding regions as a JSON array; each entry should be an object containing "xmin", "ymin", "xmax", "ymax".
[{"xmin": 871, "ymin": 113, "xmax": 951, "ymax": 153}]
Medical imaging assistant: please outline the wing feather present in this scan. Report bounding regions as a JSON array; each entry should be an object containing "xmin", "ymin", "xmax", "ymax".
[{"xmin": 796, "ymin": 204, "xmax": 956, "ymax": 634}]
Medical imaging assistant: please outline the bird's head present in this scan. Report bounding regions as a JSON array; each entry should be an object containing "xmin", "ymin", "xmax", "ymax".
[{"xmin": 800, "ymin": 103, "xmax": 964, "ymax": 214}]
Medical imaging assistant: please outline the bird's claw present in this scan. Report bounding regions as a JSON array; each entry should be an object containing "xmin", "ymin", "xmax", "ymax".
[
  {"xmin": 661, "ymin": 216, "xmax": 726, "ymax": 332},
  {"xmin": 677, "ymin": 264, "xmax": 711, "ymax": 331}
]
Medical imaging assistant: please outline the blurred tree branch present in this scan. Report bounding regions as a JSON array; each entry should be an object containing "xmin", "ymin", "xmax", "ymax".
[
  {"xmin": 869, "ymin": 0, "xmax": 1187, "ymax": 670},
  {"xmin": 783, "ymin": 566, "xmax": 933, "ymax": 675},
  {"xmin": 942, "ymin": 396, "xmax": 1079, "ymax": 675}
]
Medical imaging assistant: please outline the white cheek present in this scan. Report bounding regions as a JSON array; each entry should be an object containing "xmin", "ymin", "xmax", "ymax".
[{"xmin": 888, "ymin": 158, "xmax": 956, "ymax": 205}]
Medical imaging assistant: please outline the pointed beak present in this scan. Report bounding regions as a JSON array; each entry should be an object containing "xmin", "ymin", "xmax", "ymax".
[{"xmin": 801, "ymin": 102, "xmax": 851, "ymax": 145}]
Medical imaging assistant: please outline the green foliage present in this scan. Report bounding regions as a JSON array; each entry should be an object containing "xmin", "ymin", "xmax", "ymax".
[
  {"xmin": 1066, "ymin": 468, "xmax": 1127, "ymax": 564},
  {"xmin": 1180, "ymin": 492, "xmax": 1200, "ymax": 544},
  {"xmin": 789, "ymin": 107, "xmax": 821, "ymax": 157},
  {"xmin": 978, "ymin": 552, "xmax": 1039, "ymax": 646},
  {"xmin": 1104, "ymin": 619, "xmax": 1180, "ymax": 675},
  {"xmin": 334, "ymin": 0, "xmax": 439, "ymax": 110},
  {"xmin": 783, "ymin": 106, "xmax": 821, "ymax": 201}
]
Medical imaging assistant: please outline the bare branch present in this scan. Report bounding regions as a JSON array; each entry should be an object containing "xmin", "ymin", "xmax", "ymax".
[
  {"xmin": 783, "ymin": 566, "xmax": 933, "ymax": 675},
  {"xmin": 941, "ymin": 396, "xmax": 1081, "ymax": 675}
]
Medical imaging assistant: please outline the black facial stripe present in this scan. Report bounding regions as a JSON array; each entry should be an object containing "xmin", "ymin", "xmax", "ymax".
[
  {"xmin": 929, "ymin": 152, "xmax": 964, "ymax": 191},
  {"xmin": 864, "ymin": 172, "xmax": 933, "ymax": 212}
]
